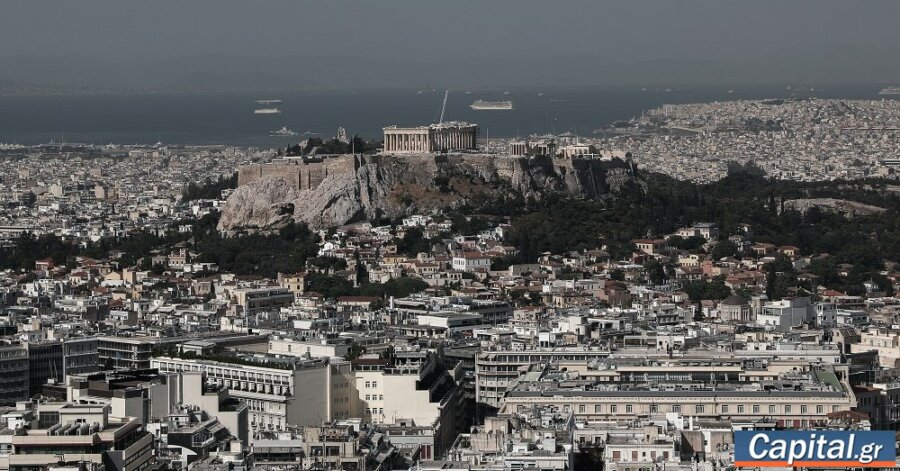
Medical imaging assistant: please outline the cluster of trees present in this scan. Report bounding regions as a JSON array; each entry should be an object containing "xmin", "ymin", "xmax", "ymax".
[
  {"xmin": 181, "ymin": 173, "xmax": 238, "ymax": 201},
  {"xmin": 498, "ymin": 168, "xmax": 900, "ymax": 298},
  {"xmin": 0, "ymin": 233, "xmax": 84, "ymax": 270},
  {"xmin": 682, "ymin": 280, "xmax": 733, "ymax": 301},
  {"xmin": 191, "ymin": 221, "xmax": 320, "ymax": 279},
  {"xmin": 306, "ymin": 273, "xmax": 428, "ymax": 301}
]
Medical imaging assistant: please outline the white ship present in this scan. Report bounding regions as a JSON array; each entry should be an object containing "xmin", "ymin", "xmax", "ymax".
[
  {"xmin": 470, "ymin": 100, "xmax": 514, "ymax": 110},
  {"xmin": 255, "ymin": 99, "xmax": 283, "ymax": 104},
  {"xmin": 254, "ymin": 108, "xmax": 282, "ymax": 115},
  {"xmin": 270, "ymin": 126, "xmax": 297, "ymax": 136},
  {"xmin": 879, "ymin": 87, "xmax": 900, "ymax": 95}
]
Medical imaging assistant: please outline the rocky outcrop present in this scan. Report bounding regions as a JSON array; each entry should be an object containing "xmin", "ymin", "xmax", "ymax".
[
  {"xmin": 783, "ymin": 198, "xmax": 886, "ymax": 218},
  {"xmin": 218, "ymin": 154, "xmax": 639, "ymax": 231}
]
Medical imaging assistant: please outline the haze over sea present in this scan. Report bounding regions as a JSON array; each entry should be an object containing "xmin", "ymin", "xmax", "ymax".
[{"xmin": 0, "ymin": 85, "xmax": 889, "ymax": 147}]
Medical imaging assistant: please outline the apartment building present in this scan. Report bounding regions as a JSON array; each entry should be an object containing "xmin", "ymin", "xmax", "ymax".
[
  {"xmin": 0, "ymin": 341, "xmax": 29, "ymax": 405},
  {"xmin": 151, "ymin": 355, "xmax": 354, "ymax": 434},
  {"xmin": 0, "ymin": 402, "xmax": 154, "ymax": 471}
]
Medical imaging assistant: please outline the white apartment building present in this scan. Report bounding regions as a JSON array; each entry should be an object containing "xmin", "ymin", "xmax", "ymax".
[
  {"xmin": 151, "ymin": 356, "xmax": 355, "ymax": 435},
  {"xmin": 451, "ymin": 253, "xmax": 492, "ymax": 272}
]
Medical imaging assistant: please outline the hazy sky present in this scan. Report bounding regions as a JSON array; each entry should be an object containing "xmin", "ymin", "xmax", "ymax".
[{"xmin": 3, "ymin": 0, "xmax": 900, "ymax": 91}]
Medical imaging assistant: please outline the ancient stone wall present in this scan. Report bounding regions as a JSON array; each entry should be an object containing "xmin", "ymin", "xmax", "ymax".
[{"xmin": 237, "ymin": 155, "xmax": 357, "ymax": 190}]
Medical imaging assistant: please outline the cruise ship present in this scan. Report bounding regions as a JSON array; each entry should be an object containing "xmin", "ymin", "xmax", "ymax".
[
  {"xmin": 254, "ymin": 108, "xmax": 282, "ymax": 115},
  {"xmin": 879, "ymin": 87, "xmax": 900, "ymax": 95},
  {"xmin": 470, "ymin": 100, "xmax": 514, "ymax": 110}
]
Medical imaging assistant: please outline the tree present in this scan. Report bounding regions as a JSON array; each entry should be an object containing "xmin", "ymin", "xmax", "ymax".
[
  {"xmin": 643, "ymin": 259, "xmax": 667, "ymax": 285},
  {"xmin": 397, "ymin": 228, "xmax": 431, "ymax": 257},
  {"xmin": 711, "ymin": 240, "xmax": 738, "ymax": 260},
  {"xmin": 683, "ymin": 280, "xmax": 732, "ymax": 301}
]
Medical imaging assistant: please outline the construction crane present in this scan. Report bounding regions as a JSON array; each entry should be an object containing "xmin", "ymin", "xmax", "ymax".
[{"xmin": 438, "ymin": 90, "xmax": 449, "ymax": 124}]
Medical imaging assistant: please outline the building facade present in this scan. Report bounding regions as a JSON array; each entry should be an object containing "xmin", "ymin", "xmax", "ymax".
[{"xmin": 383, "ymin": 122, "xmax": 477, "ymax": 153}]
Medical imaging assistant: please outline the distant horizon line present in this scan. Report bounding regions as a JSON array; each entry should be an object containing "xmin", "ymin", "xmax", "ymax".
[{"xmin": 1, "ymin": 82, "xmax": 897, "ymax": 98}]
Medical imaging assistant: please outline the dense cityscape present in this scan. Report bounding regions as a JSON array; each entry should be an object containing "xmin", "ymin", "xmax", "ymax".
[
  {"xmin": 5, "ymin": 1, "xmax": 900, "ymax": 470},
  {"xmin": 0, "ymin": 92, "xmax": 898, "ymax": 471}
]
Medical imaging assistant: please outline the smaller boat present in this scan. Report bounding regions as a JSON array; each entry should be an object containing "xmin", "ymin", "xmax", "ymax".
[
  {"xmin": 254, "ymin": 108, "xmax": 282, "ymax": 115},
  {"xmin": 255, "ymin": 99, "xmax": 282, "ymax": 104},
  {"xmin": 270, "ymin": 126, "xmax": 298, "ymax": 136}
]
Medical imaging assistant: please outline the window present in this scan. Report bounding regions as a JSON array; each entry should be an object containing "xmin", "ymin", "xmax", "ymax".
[
  {"xmin": 801, "ymin": 405, "xmax": 808, "ymax": 414},
  {"xmin": 626, "ymin": 405, "xmax": 633, "ymax": 413},
  {"xmin": 579, "ymin": 405, "xmax": 586, "ymax": 414},
  {"xmin": 696, "ymin": 405, "xmax": 704, "ymax": 414},
  {"xmin": 365, "ymin": 381, "xmax": 371, "ymax": 388},
  {"xmin": 672, "ymin": 405, "xmax": 681, "ymax": 413},
  {"xmin": 832, "ymin": 405, "xmax": 839, "ymax": 412},
  {"xmin": 595, "ymin": 405, "xmax": 603, "ymax": 413},
  {"xmin": 650, "ymin": 405, "xmax": 659, "ymax": 413},
  {"xmin": 722, "ymin": 405, "xmax": 729, "ymax": 414},
  {"xmin": 372, "ymin": 381, "xmax": 378, "ymax": 388},
  {"xmin": 737, "ymin": 405, "xmax": 744, "ymax": 413},
  {"xmin": 610, "ymin": 405, "xmax": 618, "ymax": 413},
  {"xmin": 752, "ymin": 405, "xmax": 760, "ymax": 414},
  {"xmin": 365, "ymin": 395, "xmax": 371, "ymax": 401},
  {"xmin": 785, "ymin": 405, "xmax": 791, "ymax": 413},
  {"xmin": 816, "ymin": 405, "xmax": 823, "ymax": 414},
  {"xmin": 769, "ymin": 405, "xmax": 776, "ymax": 414}
]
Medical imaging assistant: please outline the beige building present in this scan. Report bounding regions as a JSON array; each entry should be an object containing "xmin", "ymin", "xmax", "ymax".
[
  {"xmin": 718, "ymin": 294, "xmax": 752, "ymax": 322},
  {"xmin": 383, "ymin": 122, "xmax": 477, "ymax": 153},
  {"xmin": 268, "ymin": 335, "xmax": 351, "ymax": 359},
  {"xmin": 0, "ymin": 402, "xmax": 154, "ymax": 471},
  {"xmin": 352, "ymin": 350, "xmax": 467, "ymax": 456},
  {"xmin": 231, "ymin": 286, "xmax": 295, "ymax": 313},
  {"xmin": 151, "ymin": 356, "xmax": 355, "ymax": 435},
  {"xmin": 851, "ymin": 327, "xmax": 900, "ymax": 368}
]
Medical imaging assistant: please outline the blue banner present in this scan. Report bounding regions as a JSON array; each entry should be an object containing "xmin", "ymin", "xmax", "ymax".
[{"xmin": 734, "ymin": 430, "xmax": 896, "ymax": 468}]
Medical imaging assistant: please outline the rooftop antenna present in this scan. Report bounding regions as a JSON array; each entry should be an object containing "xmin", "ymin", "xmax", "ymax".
[{"xmin": 438, "ymin": 90, "xmax": 449, "ymax": 124}]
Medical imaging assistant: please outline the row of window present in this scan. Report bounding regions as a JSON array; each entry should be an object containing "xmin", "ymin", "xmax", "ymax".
[
  {"xmin": 571, "ymin": 403, "xmax": 840, "ymax": 415},
  {"xmin": 364, "ymin": 394, "xmax": 384, "ymax": 401}
]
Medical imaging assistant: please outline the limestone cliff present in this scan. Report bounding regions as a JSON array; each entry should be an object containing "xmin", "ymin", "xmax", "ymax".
[{"xmin": 218, "ymin": 154, "xmax": 639, "ymax": 231}]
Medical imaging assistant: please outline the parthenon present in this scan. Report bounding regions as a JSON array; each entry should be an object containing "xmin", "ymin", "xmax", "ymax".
[{"xmin": 383, "ymin": 121, "xmax": 477, "ymax": 153}]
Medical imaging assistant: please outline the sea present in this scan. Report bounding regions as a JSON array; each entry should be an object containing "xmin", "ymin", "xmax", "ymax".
[{"xmin": 0, "ymin": 85, "xmax": 890, "ymax": 147}]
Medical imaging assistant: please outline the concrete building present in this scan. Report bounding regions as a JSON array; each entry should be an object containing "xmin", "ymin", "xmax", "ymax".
[
  {"xmin": 851, "ymin": 327, "xmax": 900, "ymax": 368},
  {"xmin": 718, "ymin": 295, "xmax": 751, "ymax": 323},
  {"xmin": 68, "ymin": 369, "xmax": 249, "ymax": 448},
  {"xmin": 383, "ymin": 122, "xmax": 477, "ymax": 153},
  {"xmin": 451, "ymin": 253, "xmax": 492, "ymax": 272},
  {"xmin": 268, "ymin": 335, "xmax": 351, "ymax": 359},
  {"xmin": 500, "ymin": 363, "xmax": 855, "ymax": 429},
  {"xmin": 0, "ymin": 401, "xmax": 154, "ymax": 471},
  {"xmin": 231, "ymin": 287, "xmax": 295, "ymax": 313},
  {"xmin": 0, "ymin": 341, "xmax": 29, "ymax": 405},
  {"xmin": 475, "ymin": 349, "xmax": 613, "ymax": 408},
  {"xmin": 352, "ymin": 350, "xmax": 467, "ymax": 456},
  {"xmin": 152, "ymin": 355, "xmax": 355, "ymax": 435},
  {"xmin": 98, "ymin": 336, "xmax": 171, "ymax": 370},
  {"xmin": 756, "ymin": 297, "xmax": 814, "ymax": 331}
]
